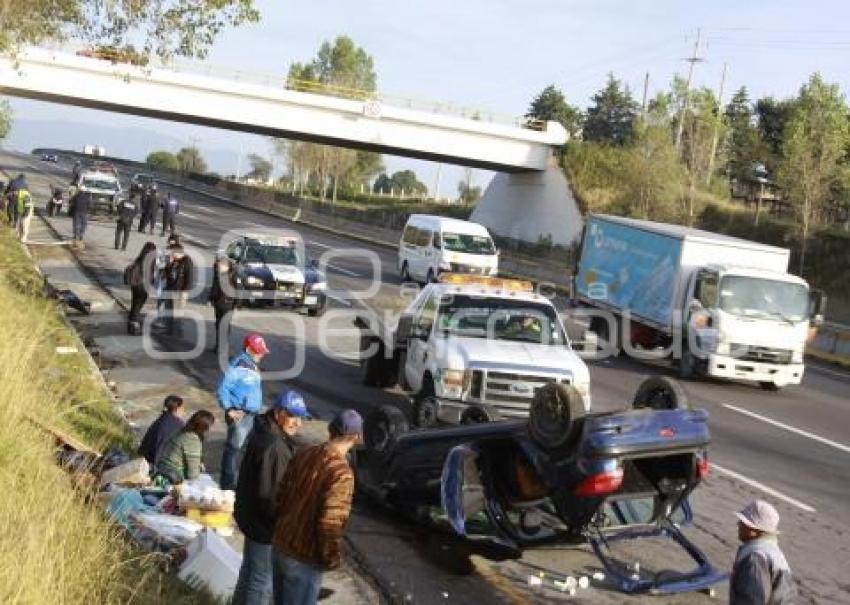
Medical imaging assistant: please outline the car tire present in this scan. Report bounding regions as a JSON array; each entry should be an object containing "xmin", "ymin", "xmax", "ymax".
[
  {"xmin": 633, "ymin": 376, "xmax": 691, "ymax": 410},
  {"xmin": 759, "ymin": 381, "xmax": 780, "ymax": 391},
  {"xmin": 528, "ymin": 383, "xmax": 585, "ymax": 450},
  {"xmin": 308, "ymin": 305, "xmax": 325, "ymax": 318},
  {"xmin": 460, "ymin": 406, "xmax": 492, "ymax": 425},
  {"xmin": 364, "ymin": 404, "xmax": 409, "ymax": 457}
]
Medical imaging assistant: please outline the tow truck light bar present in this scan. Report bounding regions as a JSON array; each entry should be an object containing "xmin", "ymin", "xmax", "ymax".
[
  {"xmin": 573, "ymin": 468, "xmax": 624, "ymax": 497},
  {"xmin": 438, "ymin": 273, "xmax": 533, "ymax": 293}
]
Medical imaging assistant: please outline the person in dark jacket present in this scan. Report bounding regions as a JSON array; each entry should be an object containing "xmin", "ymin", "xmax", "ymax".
[
  {"xmin": 154, "ymin": 410, "xmax": 215, "ymax": 485},
  {"xmin": 5, "ymin": 174, "xmax": 27, "ymax": 225},
  {"xmin": 69, "ymin": 188, "xmax": 92, "ymax": 245},
  {"xmin": 160, "ymin": 193, "xmax": 179, "ymax": 236},
  {"xmin": 114, "ymin": 195, "xmax": 139, "ymax": 250},
  {"xmin": 163, "ymin": 243, "xmax": 194, "ymax": 336},
  {"xmin": 209, "ymin": 256, "xmax": 237, "ymax": 353},
  {"xmin": 730, "ymin": 500, "xmax": 796, "ymax": 605},
  {"xmin": 137, "ymin": 395, "xmax": 186, "ymax": 466},
  {"xmin": 127, "ymin": 241, "xmax": 157, "ymax": 329},
  {"xmin": 139, "ymin": 189, "xmax": 158, "ymax": 234},
  {"xmin": 232, "ymin": 389, "xmax": 311, "ymax": 605}
]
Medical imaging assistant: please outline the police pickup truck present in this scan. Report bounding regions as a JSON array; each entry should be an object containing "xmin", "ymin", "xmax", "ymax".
[{"xmin": 356, "ymin": 274, "xmax": 591, "ymax": 426}]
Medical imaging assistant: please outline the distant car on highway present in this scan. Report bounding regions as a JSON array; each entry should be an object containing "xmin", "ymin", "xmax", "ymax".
[
  {"xmin": 130, "ymin": 173, "xmax": 157, "ymax": 196},
  {"xmin": 220, "ymin": 233, "xmax": 328, "ymax": 316},
  {"xmin": 40, "ymin": 153, "xmax": 58, "ymax": 163}
]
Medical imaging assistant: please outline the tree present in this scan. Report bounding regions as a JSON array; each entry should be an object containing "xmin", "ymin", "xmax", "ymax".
[
  {"xmin": 0, "ymin": 1, "xmax": 259, "ymax": 60},
  {"xmin": 583, "ymin": 74, "xmax": 639, "ymax": 145},
  {"xmin": 756, "ymin": 96, "xmax": 797, "ymax": 174},
  {"xmin": 325, "ymin": 147, "xmax": 358, "ymax": 203},
  {"xmin": 725, "ymin": 87, "xmax": 766, "ymax": 184},
  {"xmin": 373, "ymin": 173, "xmax": 393, "ymax": 194},
  {"xmin": 778, "ymin": 73, "xmax": 850, "ymax": 274},
  {"xmin": 175, "ymin": 146, "xmax": 207, "ymax": 174},
  {"xmin": 457, "ymin": 180, "xmax": 482, "ymax": 204},
  {"xmin": 288, "ymin": 36, "xmax": 377, "ymax": 98},
  {"xmin": 245, "ymin": 153, "xmax": 272, "ymax": 182},
  {"xmin": 146, "ymin": 150, "xmax": 179, "ymax": 171},
  {"xmin": 0, "ymin": 99, "xmax": 12, "ymax": 141},
  {"xmin": 526, "ymin": 85, "xmax": 582, "ymax": 138}
]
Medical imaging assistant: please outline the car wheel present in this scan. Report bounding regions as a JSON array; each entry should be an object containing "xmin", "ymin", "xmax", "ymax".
[
  {"xmin": 633, "ymin": 376, "xmax": 690, "ymax": 410},
  {"xmin": 759, "ymin": 381, "xmax": 780, "ymax": 391},
  {"xmin": 413, "ymin": 395, "xmax": 440, "ymax": 428},
  {"xmin": 528, "ymin": 383, "xmax": 585, "ymax": 450},
  {"xmin": 308, "ymin": 305, "xmax": 325, "ymax": 318},
  {"xmin": 460, "ymin": 406, "xmax": 492, "ymax": 425},
  {"xmin": 400, "ymin": 261, "xmax": 411, "ymax": 282},
  {"xmin": 364, "ymin": 405, "xmax": 409, "ymax": 456}
]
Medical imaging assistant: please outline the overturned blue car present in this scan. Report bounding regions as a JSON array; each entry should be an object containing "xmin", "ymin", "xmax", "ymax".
[{"xmin": 356, "ymin": 377, "xmax": 727, "ymax": 595}]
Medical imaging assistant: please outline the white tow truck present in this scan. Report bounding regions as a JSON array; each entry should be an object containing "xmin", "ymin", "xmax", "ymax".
[{"xmin": 356, "ymin": 274, "xmax": 591, "ymax": 426}]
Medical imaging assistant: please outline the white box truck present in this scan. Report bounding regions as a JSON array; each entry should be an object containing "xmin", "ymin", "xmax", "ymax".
[{"xmin": 574, "ymin": 215, "xmax": 826, "ymax": 390}]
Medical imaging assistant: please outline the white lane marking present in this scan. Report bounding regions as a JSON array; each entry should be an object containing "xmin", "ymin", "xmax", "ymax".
[
  {"xmin": 327, "ymin": 294, "xmax": 352, "ymax": 307},
  {"xmin": 326, "ymin": 263, "xmax": 360, "ymax": 277},
  {"xmin": 180, "ymin": 211, "xmax": 201, "ymax": 220},
  {"xmin": 807, "ymin": 362, "xmax": 850, "ymax": 381},
  {"xmin": 711, "ymin": 462, "xmax": 816, "ymax": 513},
  {"xmin": 722, "ymin": 403, "xmax": 850, "ymax": 454},
  {"xmin": 309, "ymin": 240, "xmax": 333, "ymax": 249},
  {"xmin": 192, "ymin": 205, "xmax": 216, "ymax": 214}
]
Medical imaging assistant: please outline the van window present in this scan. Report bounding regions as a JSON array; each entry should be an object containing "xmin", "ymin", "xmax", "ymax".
[
  {"xmin": 402, "ymin": 225, "xmax": 419, "ymax": 245},
  {"xmin": 415, "ymin": 228, "xmax": 432, "ymax": 247},
  {"xmin": 695, "ymin": 271, "xmax": 718, "ymax": 308},
  {"xmin": 442, "ymin": 232, "xmax": 496, "ymax": 255}
]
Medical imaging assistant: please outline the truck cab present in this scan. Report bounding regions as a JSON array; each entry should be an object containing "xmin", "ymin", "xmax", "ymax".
[
  {"xmin": 358, "ymin": 274, "xmax": 591, "ymax": 425},
  {"xmin": 683, "ymin": 264, "xmax": 820, "ymax": 389}
]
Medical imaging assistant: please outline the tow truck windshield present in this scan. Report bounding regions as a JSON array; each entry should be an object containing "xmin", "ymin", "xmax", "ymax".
[
  {"xmin": 719, "ymin": 275, "xmax": 809, "ymax": 322},
  {"xmin": 245, "ymin": 244, "xmax": 301, "ymax": 266},
  {"xmin": 437, "ymin": 294, "xmax": 567, "ymax": 345},
  {"xmin": 441, "ymin": 233, "xmax": 496, "ymax": 255},
  {"xmin": 80, "ymin": 177, "xmax": 119, "ymax": 192}
]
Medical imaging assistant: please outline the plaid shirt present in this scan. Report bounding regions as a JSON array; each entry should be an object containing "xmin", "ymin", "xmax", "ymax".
[{"xmin": 272, "ymin": 443, "xmax": 354, "ymax": 570}]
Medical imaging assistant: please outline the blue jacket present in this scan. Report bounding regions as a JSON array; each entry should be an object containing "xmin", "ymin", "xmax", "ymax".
[{"xmin": 217, "ymin": 352, "xmax": 263, "ymax": 413}]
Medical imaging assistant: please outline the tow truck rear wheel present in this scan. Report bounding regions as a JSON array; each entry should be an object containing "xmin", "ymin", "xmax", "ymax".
[
  {"xmin": 759, "ymin": 381, "xmax": 780, "ymax": 391},
  {"xmin": 528, "ymin": 383, "xmax": 585, "ymax": 450},
  {"xmin": 633, "ymin": 376, "xmax": 690, "ymax": 410}
]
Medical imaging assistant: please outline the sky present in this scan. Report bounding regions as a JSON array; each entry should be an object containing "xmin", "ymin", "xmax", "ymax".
[{"xmin": 7, "ymin": 0, "xmax": 850, "ymax": 194}]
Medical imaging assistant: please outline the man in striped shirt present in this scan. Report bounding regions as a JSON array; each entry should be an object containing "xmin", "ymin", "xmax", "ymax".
[{"xmin": 271, "ymin": 409, "xmax": 362, "ymax": 605}]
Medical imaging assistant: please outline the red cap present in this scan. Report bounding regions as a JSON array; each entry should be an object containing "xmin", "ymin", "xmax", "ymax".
[{"xmin": 243, "ymin": 333, "xmax": 270, "ymax": 355}]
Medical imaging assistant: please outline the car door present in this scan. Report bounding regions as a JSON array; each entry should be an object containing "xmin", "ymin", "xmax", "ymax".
[
  {"xmin": 405, "ymin": 291, "xmax": 438, "ymax": 392},
  {"xmin": 400, "ymin": 224, "xmax": 418, "ymax": 275}
]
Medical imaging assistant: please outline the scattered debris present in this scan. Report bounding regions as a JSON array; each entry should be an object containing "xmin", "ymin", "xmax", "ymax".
[{"xmin": 55, "ymin": 345, "xmax": 78, "ymax": 354}]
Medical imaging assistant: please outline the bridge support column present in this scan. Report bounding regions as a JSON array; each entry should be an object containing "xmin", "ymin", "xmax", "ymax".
[{"xmin": 470, "ymin": 156, "xmax": 583, "ymax": 247}]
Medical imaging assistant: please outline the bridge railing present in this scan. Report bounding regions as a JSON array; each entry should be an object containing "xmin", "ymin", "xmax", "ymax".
[{"xmin": 34, "ymin": 42, "xmax": 535, "ymax": 129}]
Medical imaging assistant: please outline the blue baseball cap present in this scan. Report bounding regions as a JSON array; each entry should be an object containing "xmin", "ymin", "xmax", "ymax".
[
  {"xmin": 274, "ymin": 389, "xmax": 312, "ymax": 419},
  {"xmin": 329, "ymin": 409, "xmax": 363, "ymax": 436}
]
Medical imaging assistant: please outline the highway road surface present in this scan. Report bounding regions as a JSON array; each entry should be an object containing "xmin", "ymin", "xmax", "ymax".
[{"xmin": 5, "ymin": 149, "xmax": 850, "ymax": 603}]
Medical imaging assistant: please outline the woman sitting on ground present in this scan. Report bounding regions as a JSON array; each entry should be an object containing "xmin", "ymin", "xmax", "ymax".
[
  {"xmin": 155, "ymin": 410, "xmax": 215, "ymax": 485},
  {"xmin": 138, "ymin": 395, "xmax": 186, "ymax": 466}
]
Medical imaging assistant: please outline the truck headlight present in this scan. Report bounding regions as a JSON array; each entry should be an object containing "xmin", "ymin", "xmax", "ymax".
[
  {"xmin": 244, "ymin": 276, "xmax": 264, "ymax": 288},
  {"xmin": 440, "ymin": 368, "xmax": 470, "ymax": 399},
  {"xmin": 439, "ymin": 260, "xmax": 452, "ymax": 271},
  {"xmin": 574, "ymin": 381, "xmax": 592, "ymax": 409}
]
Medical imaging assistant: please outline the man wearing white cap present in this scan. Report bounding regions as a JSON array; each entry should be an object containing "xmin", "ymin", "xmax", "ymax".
[{"xmin": 730, "ymin": 499, "xmax": 796, "ymax": 604}]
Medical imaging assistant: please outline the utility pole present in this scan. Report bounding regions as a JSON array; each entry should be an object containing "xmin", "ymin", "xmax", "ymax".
[
  {"xmin": 641, "ymin": 71, "xmax": 650, "ymax": 115},
  {"xmin": 705, "ymin": 62, "xmax": 728, "ymax": 186},
  {"xmin": 434, "ymin": 163, "xmax": 443, "ymax": 201},
  {"xmin": 675, "ymin": 28, "xmax": 704, "ymax": 152}
]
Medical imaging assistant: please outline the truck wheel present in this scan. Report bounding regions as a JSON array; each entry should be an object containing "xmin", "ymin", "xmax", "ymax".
[
  {"xmin": 413, "ymin": 379, "xmax": 439, "ymax": 428},
  {"xmin": 759, "ymin": 381, "xmax": 780, "ymax": 391},
  {"xmin": 633, "ymin": 376, "xmax": 690, "ymax": 410},
  {"xmin": 678, "ymin": 348, "xmax": 697, "ymax": 379},
  {"xmin": 307, "ymin": 305, "xmax": 325, "ymax": 318},
  {"xmin": 364, "ymin": 405, "xmax": 409, "ymax": 456},
  {"xmin": 460, "ymin": 406, "xmax": 492, "ymax": 424},
  {"xmin": 528, "ymin": 383, "xmax": 585, "ymax": 450}
]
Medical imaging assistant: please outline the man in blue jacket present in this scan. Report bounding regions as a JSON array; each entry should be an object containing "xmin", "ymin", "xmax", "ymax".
[{"xmin": 217, "ymin": 332, "xmax": 270, "ymax": 489}]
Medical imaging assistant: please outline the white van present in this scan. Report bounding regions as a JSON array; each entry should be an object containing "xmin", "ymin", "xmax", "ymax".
[{"xmin": 398, "ymin": 214, "xmax": 499, "ymax": 282}]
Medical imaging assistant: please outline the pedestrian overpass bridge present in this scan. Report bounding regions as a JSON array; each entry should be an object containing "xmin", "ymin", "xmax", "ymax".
[{"xmin": 0, "ymin": 47, "xmax": 583, "ymax": 244}]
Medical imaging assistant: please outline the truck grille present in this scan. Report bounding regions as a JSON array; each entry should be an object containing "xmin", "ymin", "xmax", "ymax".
[
  {"xmin": 730, "ymin": 344, "xmax": 793, "ymax": 365},
  {"xmin": 479, "ymin": 370, "xmax": 570, "ymax": 418}
]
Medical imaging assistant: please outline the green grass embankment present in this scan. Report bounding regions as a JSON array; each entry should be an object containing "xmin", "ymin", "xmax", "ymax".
[{"xmin": 0, "ymin": 226, "xmax": 213, "ymax": 604}]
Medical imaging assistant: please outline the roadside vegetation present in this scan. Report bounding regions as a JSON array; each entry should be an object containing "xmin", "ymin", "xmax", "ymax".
[{"xmin": 0, "ymin": 228, "xmax": 212, "ymax": 604}]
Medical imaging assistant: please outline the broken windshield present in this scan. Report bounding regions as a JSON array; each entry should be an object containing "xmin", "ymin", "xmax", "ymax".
[{"xmin": 719, "ymin": 275, "xmax": 809, "ymax": 322}]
